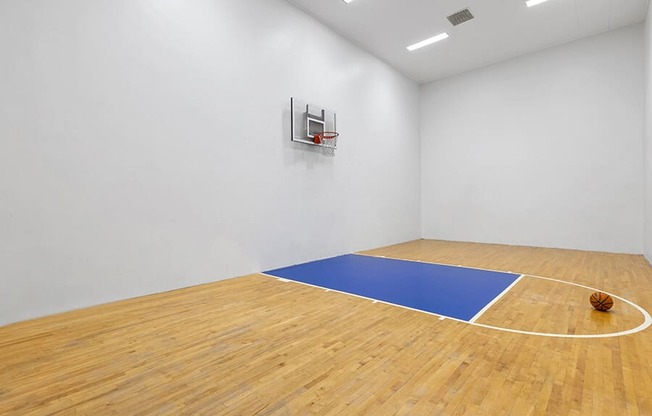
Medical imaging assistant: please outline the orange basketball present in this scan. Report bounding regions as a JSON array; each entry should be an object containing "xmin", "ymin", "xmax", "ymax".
[{"xmin": 589, "ymin": 292, "xmax": 613, "ymax": 311}]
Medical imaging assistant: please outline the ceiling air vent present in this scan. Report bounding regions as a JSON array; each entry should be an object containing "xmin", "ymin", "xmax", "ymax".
[{"xmin": 447, "ymin": 8, "xmax": 474, "ymax": 26}]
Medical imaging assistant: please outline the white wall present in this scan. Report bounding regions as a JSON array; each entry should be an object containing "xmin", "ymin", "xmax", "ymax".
[
  {"xmin": 421, "ymin": 24, "xmax": 645, "ymax": 254},
  {"xmin": 646, "ymin": 7, "xmax": 652, "ymax": 263},
  {"xmin": 0, "ymin": 0, "xmax": 421, "ymax": 325}
]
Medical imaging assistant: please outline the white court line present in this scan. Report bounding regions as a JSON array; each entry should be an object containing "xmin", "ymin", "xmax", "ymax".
[
  {"xmin": 351, "ymin": 252, "xmax": 652, "ymax": 338},
  {"xmin": 263, "ymin": 270, "xmax": 652, "ymax": 338},
  {"xmin": 469, "ymin": 275, "xmax": 525, "ymax": 323},
  {"xmin": 272, "ymin": 251, "xmax": 652, "ymax": 338},
  {"xmin": 354, "ymin": 252, "xmax": 516, "ymax": 275},
  {"xmin": 260, "ymin": 272, "xmax": 447, "ymax": 319}
]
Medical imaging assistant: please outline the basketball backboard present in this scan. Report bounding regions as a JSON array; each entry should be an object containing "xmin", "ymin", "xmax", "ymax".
[{"xmin": 290, "ymin": 97, "xmax": 336, "ymax": 146}]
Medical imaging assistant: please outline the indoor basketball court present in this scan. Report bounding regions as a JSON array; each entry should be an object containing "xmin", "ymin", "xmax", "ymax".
[
  {"xmin": 264, "ymin": 251, "xmax": 651, "ymax": 338},
  {"xmin": 1, "ymin": 0, "xmax": 652, "ymax": 414}
]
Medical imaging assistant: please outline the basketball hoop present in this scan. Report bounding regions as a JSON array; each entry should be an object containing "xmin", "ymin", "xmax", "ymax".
[{"xmin": 313, "ymin": 131, "xmax": 339, "ymax": 157}]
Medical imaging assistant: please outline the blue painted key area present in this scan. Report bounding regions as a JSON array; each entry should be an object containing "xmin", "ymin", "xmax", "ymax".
[{"xmin": 265, "ymin": 254, "xmax": 519, "ymax": 321}]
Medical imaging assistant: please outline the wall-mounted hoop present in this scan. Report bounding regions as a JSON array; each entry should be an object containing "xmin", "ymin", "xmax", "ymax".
[{"xmin": 314, "ymin": 131, "xmax": 339, "ymax": 157}]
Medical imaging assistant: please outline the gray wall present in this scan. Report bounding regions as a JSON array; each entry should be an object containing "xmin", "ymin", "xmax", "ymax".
[
  {"xmin": 420, "ymin": 25, "xmax": 645, "ymax": 254},
  {"xmin": 0, "ymin": 0, "xmax": 421, "ymax": 325}
]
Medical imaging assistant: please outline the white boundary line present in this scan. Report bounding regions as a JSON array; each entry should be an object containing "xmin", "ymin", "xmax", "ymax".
[
  {"xmin": 469, "ymin": 275, "xmax": 525, "ymax": 323},
  {"xmin": 352, "ymin": 253, "xmax": 652, "ymax": 338},
  {"xmin": 354, "ymin": 252, "xmax": 516, "ymax": 274},
  {"xmin": 260, "ymin": 272, "xmax": 447, "ymax": 319},
  {"xmin": 263, "ymin": 254, "xmax": 652, "ymax": 339}
]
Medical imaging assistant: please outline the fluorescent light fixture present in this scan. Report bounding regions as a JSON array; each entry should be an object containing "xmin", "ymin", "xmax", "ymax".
[
  {"xmin": 341, "ymin": 0, "xmax": 355, "ymax": 3},
  {"xmin": 406, "ymin": 32, "xmax": 449, "ymax": 51},
  {"xmin": 526, "ymin": 0, "xmax": 550, "ymax": 7}
]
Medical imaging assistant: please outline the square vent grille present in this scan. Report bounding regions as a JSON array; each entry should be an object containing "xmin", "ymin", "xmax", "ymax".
[{"xmin": 447, "ymin": 8, "xmax": 474, "ymax": 26}]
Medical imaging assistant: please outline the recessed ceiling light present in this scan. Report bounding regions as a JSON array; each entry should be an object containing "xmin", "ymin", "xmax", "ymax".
[
  {"xmin": 525, "ymin": 0, "xmax": 551, "ymax": 7},
  {"xmin": 341, "ymin": 0, "xmax": 355, "ymax": 3},
  {"xmin": 406, "ymin": 32, "xmax": 450, "ymax": 52}
]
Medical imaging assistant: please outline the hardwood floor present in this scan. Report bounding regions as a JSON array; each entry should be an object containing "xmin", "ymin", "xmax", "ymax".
[{"xmin": 1, "ymin": 239, "xmax": 651, "ymax": 415}]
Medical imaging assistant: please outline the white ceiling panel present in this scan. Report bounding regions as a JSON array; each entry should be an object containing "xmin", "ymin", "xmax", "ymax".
[{"xmin": 285, "ymin": 0, "xmax": 650, "ymax": 83}]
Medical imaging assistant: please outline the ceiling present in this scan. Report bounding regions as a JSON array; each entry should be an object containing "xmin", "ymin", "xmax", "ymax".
[{"xmin": 285, "ymin": 0, "xmax": 650, "ymax": 83}]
